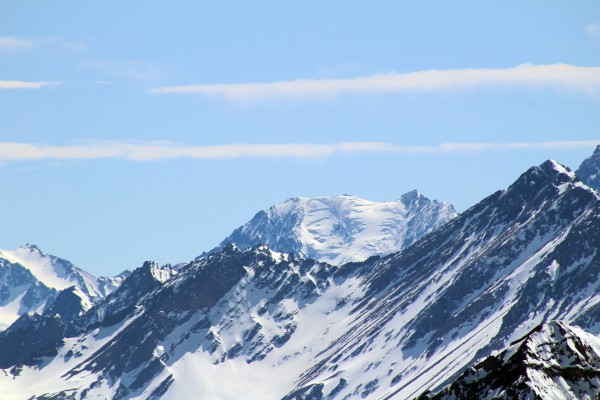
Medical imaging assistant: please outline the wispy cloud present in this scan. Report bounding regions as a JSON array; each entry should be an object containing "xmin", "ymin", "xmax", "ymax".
[
  {"xmin": 147, "ymin": 64, "xmax": 600, "ymax": 102},
  {"xmin": 0, "ymin": 36, "xmax": 86, "ymax": 53},
  {"xmin": 1, "ymin": 140, "xmax": 598, "ymax": 162},
  {"xmin": 587, "ymin": 24, "xmax": 600, "ymax": 39},
  {"xmin": 0, "ymin": 80, "xmax": 60, "ymax": 90},
  {"xmin": 0, "ymin": 36, "xmax": 34, "ymax": 52},
  {"xmin": 82, "ymin": 60, "xmax": 165, "ymax": 81}
]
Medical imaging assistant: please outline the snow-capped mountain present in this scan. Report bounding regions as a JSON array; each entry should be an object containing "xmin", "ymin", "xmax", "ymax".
[
  {"xmin": 5, "ymin": 157, "xmax": 600, "ymax": 399},
  {"xmin": 0, "ymin": 244, "xmax": 126, "ymax": 329},
  {"xmin": 422, "ymin": 321, "xmax": 600, "ymax": 399},
  {"xmin": 210, "ymin": 191, "xmax": 457, "ymax": 265},
  {"xmin": 576, "ymin": 144, "xmax": 600, "ymax": 191}
]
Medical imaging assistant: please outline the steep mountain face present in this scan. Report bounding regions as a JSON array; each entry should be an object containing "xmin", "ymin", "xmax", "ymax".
[
  {"xmin": 422, "ymin": 321, "xmax": 600, "ymax": 400},
  {"xmin": 0, "ymin": 311, "xmax": 65, "ymax": 370},
  {"xmin": 576, "ymin": 144, "xmax": 600, "ymax": 191},
  {"xmin": 0, "ymin": 261, "xmax": 175, "ymax": 371},
  {"xmin": 0, "ymin": 245, "xmax": 126, "ymax": 329},
  {"xmin": 70, "ymin": 261, "xmax": 176, "ymax": 335},
  {"xmin": 309, "ymin": 160, "xmax": 600, "ymax": 400},
  {"xmin": 5, "ymin": 159, "xmax": 600, "ymax": 399},
  {"xmin": 210, "ymin": 191, "xmax": 457, "ymax": 265}
]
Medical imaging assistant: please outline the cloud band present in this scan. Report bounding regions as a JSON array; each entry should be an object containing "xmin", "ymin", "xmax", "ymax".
[
  {"xmin": 0, "ymin": 80, "xmax": 60, "ymax": 90},
  {"xmin": 0, "ymin": 140, "xmax": 598, "ymax": 162},
  {"xmin": 147, "ymin": 64, "xmax": 600, "ymax": 101},
  {"xmin": 0, "ymin": 36, "xmax": 34, "ymax": 51}
]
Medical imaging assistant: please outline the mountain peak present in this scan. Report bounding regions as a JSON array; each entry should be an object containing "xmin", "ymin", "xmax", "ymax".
[
  {"xmin": 139, "ymin": 260, "xmax": 175, "ymax": 283},
  {"xmin": 141, "ymin": 260, "xmax": 159, "ymax": 269},
  {"xmin": 20, "ymin": 243, "xmax": 41, "ymax": 253},
  {"xmin": 539, "ymin": 159, "xmax": 574, "ymax": 178},
  {"xmin": 576, "ymin": 144, "xmax": 600, "ymax": 191},
  {"xmin": 425, "ymin": 321, "xmax": 600, "ymax": 399},
  {"xmin": 210, "ymin": 192, "xmax": 457, "ymax": 265},
  {"xmin": 505, "ymin": 159, "xmax": 574, "ymax": 197},
  {"xmin": 400, "ymin": 189, "xmax": 421, "ymax": 203}
]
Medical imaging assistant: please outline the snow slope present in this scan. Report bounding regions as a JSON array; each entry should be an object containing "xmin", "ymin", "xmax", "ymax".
[{"xmin": 211, "ymin": 191, "xmax": 457, "ymax": 265}]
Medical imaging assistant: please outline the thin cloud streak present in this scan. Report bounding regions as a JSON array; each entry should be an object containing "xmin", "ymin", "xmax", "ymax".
[
  {"xmin": 81, "ymin": 60, "xmax": 166, "ymax": 81},
  {"xmin": 0, "ymin": 36, "xmax": 86, "ymax": 53},
  {"xmin": 0, "ymin": 36, "xmax": 34, "ymax": 51},
  {"xmin": 587, "ymin": 24, "xmax": 600, "ymax": 38},
  {"xmin": 147, "ymin": 64, "xmax": 600, "ymax": 101},
  {"xmin": 1, "ymin": 140, "xmax": 598, "ymax": 162},
  {"xmin": 0, "ymin": 80, "xmax": 60, "ymax": 90}
]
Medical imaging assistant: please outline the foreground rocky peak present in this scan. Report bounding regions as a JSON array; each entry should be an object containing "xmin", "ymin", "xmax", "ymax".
[
  {"xmin": 422, "ymin": 321, "xmax": 600, "ymax": 400},
  {"xmin": 209, "ymin": 191, "xmax": 457, "ymax": 265}
]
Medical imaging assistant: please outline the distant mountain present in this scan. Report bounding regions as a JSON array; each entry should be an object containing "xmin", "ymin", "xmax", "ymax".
[
  {"xmin": 0, "ymin": 245, "xmax": 126, "ymax": 329},
  {"xmin": 576, "ymin": 144, "xmax": 600, "ymax": 191},
  {"xmin": 0, "ymin": 260, "xmax": 175, "ymax": 370},
  {"xmin": 209, "ymin": 191, "xmax": 457, "ymax": 265},
  {"xmin": 6, "ymin": 158, "xmax": 600, "ymax": 399},
  {"xmin": 421, "ymin": 321, "xmax": 600, "ymax": 399}
]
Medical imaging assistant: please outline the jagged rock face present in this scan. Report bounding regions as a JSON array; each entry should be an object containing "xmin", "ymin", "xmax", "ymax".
[
  {"xmin": 576, "ymin": 144, "xmax": 600, "ymax": 191},
  {"xmin": 0, "ymin": 312, "xmax": 65, "ymax": 369},
  {"xmin": 6, "ymin": 159, "xmax": 600, "ymax": 399},
  {"xmin": 68, "ymin": 261, "xmax": 175, "ymax": 335},
  {"xmin": 423, "ymin": 321, "xmax": 600, "ymax": 400},
  {"xmin": 0, "ymin": 245, "xmax": 126, "ymax": 329},
  {"xmin": 44, "ymin": 287, "xmax": 87, "ymax": 324},
  {"xmin": 0, "ymin": 261, "xmax": 175, "ymax": 372},
  {"xmin": 209, "ymin": 191, "xmax": 457, "ymax": 265}
]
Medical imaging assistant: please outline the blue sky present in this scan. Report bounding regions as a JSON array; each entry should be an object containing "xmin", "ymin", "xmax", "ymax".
[{"xmin": 1, "ymin": 1, "xmax": 600, "ymax": 276}]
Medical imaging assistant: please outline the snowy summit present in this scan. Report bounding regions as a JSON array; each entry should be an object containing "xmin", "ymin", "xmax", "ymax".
[
  {"xmin": 210, "ymin": 191, "xmax": 457, "ymax": 265},
  {"xmin": 0, "ymin": 244, "xmax": 125, "ymax": 329}
]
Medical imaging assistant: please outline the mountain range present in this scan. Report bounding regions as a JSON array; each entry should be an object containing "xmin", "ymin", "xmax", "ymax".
[
  {"xmin": 0, "ymin": 190, "xmax": 455, "ymax": 332},
  {"xmin": 2, "ymin": 146, "xmax": 600, "ymax": 399}
]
